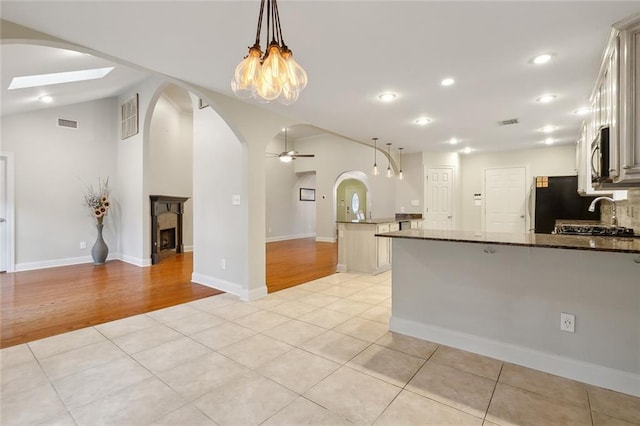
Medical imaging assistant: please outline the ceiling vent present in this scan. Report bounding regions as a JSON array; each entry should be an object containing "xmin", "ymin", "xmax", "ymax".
[
  {"xmin": 57, "ymin": 118, "xmax": 78, "ymax": 129},
  {"xmin": 498, "ymin": 118, "xmax": 519, "ymax": 126}
]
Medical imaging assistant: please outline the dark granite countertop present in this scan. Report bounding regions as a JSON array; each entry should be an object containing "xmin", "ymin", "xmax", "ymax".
[
  {"xmin": 336, "ymin": 218, "xmax": 399, "ymax": 224},
  {"xmin": 376, "ymin": 229, "xmax": 640, "ymax": 254},
  {"xmin": 337, "ymin": 216, "xmax": 425, "ymax": 225}
]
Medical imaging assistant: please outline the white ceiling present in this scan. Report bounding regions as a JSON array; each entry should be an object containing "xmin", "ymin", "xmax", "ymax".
[{"xmin": 2, "ymin": 1, "xmax": 639, "ymax": 154}]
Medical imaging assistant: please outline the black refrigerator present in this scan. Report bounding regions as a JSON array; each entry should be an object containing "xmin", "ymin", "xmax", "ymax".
[{"xmin": 533, "ymin": 176, "xmax": 601, "ymax": 234}]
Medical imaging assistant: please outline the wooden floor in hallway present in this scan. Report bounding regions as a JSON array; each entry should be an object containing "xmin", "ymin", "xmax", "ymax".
[
  {"xmin": 1, "ymin": 239, "xmax": 337, "ymax": 348},
  {"xmin": 266, "ymin": 237, "xmax": 338, "ymax": 293},
  {"xmin": 0, "ymin": 253, "xmax": 221, "ymax": 348}
]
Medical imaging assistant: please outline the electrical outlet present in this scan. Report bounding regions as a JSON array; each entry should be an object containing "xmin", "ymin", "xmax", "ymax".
[
  {"xmin": 221, "ymin": 258, "xmax": 226, "ymax": 270},
  {"xmin": 560, "ymin": 312, "xmax": 575, "ymax": 333},
  {"xmin": 79, "ymin": 241, "xmax": 87, "ymax": 249}
]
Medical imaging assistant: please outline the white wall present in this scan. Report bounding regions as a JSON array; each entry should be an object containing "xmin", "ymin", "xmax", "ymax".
[
  {"xmin": 191, "ymin": 104, "xmax": 249, "ymax": 297},
  {"xmin": 294, "ymin": 172, "xmax": 316, "ymax": 236},
  {"xmin": 265, "ymin": 137, "xmax": 299, "ymax": 241},
  {"xmin": 395, "ymin": 152, "xmax": 423, "ymax": 214},
  {"xmin": 1, "ymin": 98, "xmax": 119, "ymax": 270},
  {"xmin": 295, "ymin": 134, "xmax": 397, "ymax": 242},
  {"xmin": 149, "ymin": 93, "xmax": 193, "ymax": 248},
  {"xmin": 460, "ymin": 144, "xmax": 576, "ymax": 231}
]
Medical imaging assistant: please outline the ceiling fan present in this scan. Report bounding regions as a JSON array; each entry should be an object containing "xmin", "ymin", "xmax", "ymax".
[{"xmin": 267, "ymin": 128, "xmax": 315, "ymax": 162}]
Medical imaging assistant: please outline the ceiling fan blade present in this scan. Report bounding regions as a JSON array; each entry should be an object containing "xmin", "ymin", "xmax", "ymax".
[{"xmin": 293, "ymin": 154, "xmax": 315, "ymax": 158}]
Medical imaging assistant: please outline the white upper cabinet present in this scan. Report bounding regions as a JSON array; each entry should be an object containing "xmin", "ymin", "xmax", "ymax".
[
  {"xmin": 580, "ymin": 14, "xmax": 640, "ymax": 190},
  {"xmin": 617, "ymin": 16, "xmax": 640, "ymax": 183}
]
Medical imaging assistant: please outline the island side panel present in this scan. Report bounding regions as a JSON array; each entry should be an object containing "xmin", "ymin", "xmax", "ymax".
[{"xmin": 389, "ymin": 237, "xmax": 640, "ymax": 396}]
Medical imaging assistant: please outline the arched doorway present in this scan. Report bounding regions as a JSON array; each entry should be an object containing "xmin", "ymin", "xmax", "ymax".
[{"xmin": 333, "ymin": 171, "xmax": 371, "ymax": 223}]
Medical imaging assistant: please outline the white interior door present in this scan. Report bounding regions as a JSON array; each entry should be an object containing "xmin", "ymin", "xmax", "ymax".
[
  {"xmin": 0, "ymin": 155, "xmax": 7, "ymax": 272},
  {"xmin": 425, "ymin": 168, "xmax": 453, "ymax": 230},
  {"xmin": 484, "ymin": 167, "xmax": 526, "ymax": 233}
]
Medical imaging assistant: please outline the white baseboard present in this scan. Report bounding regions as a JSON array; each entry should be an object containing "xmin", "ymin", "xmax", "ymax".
[
  {"xmin": 390, "ymin": 316, "xmax": 640, "ymax": 398},
  {"xmin": 184, "ymin": 245, "xmax": 194, "ymax": 252},
  {"xmin": 316, "ymin": 236, "xmax": 336, "ymax": 243},
  {"xmin": 191, "ymin": 272, "xmax": 267, "ymax": 301},
  {"xmin": 336, "ymin": 263, "xmax": 347, "ymax": 272},
  {"xmin": 119, "ymin": 254, "xmax": 151, "ymax": 267},
  {"xmin": 266, "ymin": 233, "xmax": 316, "ymax": 243},
  {"xmin": 15, "ymin": 253, "xmax": 120, "ymax": 272}
]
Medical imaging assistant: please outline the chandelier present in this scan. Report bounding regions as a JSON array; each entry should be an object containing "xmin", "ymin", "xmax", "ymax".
[{"xmin": 231, "ymin": 0, "xmax": 308, "ymax": 105}]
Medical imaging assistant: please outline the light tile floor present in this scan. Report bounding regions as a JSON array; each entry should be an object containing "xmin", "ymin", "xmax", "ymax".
[{"xmin": 2, "ymin": 271, "xmax": 639, "ymax": 425}]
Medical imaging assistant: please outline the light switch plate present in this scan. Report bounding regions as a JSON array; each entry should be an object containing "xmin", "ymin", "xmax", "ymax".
[{"xmin": 232, "ymin": 195, "xmax": 241, "ymax": 205}]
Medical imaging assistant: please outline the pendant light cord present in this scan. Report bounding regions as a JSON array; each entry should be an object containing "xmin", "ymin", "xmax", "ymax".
[{"xmin": 255, "ymin": 0, "xmax": 266, "ymax": 46}]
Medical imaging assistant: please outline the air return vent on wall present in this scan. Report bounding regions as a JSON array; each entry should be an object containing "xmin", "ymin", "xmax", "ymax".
[
  {"xmin": 498, "ymin": 118, "xmax": 519, "ymax": 126},
  {"xmin": 57, "ymin": 118, "xmax": 78, "ymax": 129}
]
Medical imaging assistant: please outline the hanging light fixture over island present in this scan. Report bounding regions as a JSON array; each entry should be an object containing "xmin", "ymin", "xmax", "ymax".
[{"xmin": 231, "ymin": 0, "xmax": 308, "ymax": 105}]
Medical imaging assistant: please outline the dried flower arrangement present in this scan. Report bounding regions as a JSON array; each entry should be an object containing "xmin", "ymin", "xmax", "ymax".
[{"xmin": 83, "ymin": 178, "xmax": 111, "ymax": 225}]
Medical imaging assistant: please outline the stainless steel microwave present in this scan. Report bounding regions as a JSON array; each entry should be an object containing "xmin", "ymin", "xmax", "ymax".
[{"xmin": 591, "ymin": 126, "xmax": 610, "ymax": 184}]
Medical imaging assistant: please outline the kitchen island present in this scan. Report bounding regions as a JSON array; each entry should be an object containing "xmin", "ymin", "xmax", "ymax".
[
  {"xmin": 378, "ymin": 229, "xmax": 640, "ymax": 397},
  {"xmin": 336, "ymin": 218, "xmax": 400, "ymax": 275}
]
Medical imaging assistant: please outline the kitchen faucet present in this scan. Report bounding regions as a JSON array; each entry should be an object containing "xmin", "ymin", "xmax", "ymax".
[{"xmin": 588, "ymin": 196, "xmax": 617, "ymax": 227}]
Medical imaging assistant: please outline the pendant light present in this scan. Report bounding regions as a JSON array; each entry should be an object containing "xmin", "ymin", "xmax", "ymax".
[
  {"xmin": 398, "ymin": 147, "xmax": 404, "ymax": 180},
  {"xmin": 231, "ymin": 0, "xmax": 308, "ymax": 105},
  {"xmin": 372, "ymin": 137, "xmax": 379, "ymax": 175},
  {"xmin": 386, "ymin": 143, "xmax": 393, "ymax": 178}
]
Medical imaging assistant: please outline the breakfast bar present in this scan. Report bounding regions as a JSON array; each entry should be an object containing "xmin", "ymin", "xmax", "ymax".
[{"xmin": 378, "ymin": 229, "xmax": 640, "ymax": 397}]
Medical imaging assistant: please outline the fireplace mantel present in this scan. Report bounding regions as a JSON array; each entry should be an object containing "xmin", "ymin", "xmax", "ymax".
[{"xmin": 150, "ymin": 195, "xmax": 189, "ymax": 265}]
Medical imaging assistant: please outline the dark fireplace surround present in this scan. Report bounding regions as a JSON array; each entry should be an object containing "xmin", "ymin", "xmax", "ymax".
[{"xmin": 150, "ymin": 195, "xmax": 189, "ymax": 265}]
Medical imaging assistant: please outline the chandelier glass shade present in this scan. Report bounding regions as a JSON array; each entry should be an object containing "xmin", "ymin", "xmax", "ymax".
[
  {"xmin": 398, "ymin": 147, "xmax": 404, "ymax": 180},
  {"xmin": 231, "ymin": 0, "xmax": 307, "ymax": 105}
]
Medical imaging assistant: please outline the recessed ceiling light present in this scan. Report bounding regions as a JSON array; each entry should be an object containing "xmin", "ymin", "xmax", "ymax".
[
  {"xmin": 441, "ymin": 78, "xmax": 455, "ymax": 86},
  {"xmin": 414, "ymin": 117, "xmax": 431, "ymax": 125},
  {"xmin": 377, "ymin": 92, "xmax": 397, "ymax": 102},
  {"xmin": 573, "ymin": 107, "xmax": 591, "ymax": 116},
  {"xmin": 531, "ymin": 53, "xmax": 553, "ymax": 65},
  {"xmin": 538, "ymin": 125, "xmax": 558, "ymax": 133},
  {"xmin": 462, "ymin": 147, "xmax": 473, "ymax": 154},
  {"xmin": 449, "ymin": 137, "xmax": 459, "ymax": 145},
  {"xmin": 536, "ymin": 94, "xmax": 557, "ymax": 103},
  {"xmin": 8, "ymin": 67, "xmax": 115, "ymax": 90},
  {"xmin": 38, "ymin": 95, "xmax": 53, "ymax": 103},
  {"xmin": 543, "ymin": 137, "xmax": 554, "ymax": 145}
]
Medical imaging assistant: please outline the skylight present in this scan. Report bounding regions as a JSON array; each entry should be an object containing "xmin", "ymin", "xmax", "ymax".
[{"xmin": 8, "ymin": 67, "xmax": 115, "ymax": 90}]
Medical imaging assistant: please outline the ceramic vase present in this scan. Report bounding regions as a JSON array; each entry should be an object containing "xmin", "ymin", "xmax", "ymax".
[{"xmin": 91, "ymin": 223, "xmax": 108, "ymax": 265}]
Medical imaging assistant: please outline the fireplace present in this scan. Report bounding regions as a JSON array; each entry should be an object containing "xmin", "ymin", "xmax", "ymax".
[
  {"xmin": 160, "ymin": 228, "xmax": 176, "ymax": 251},
  {"xmin": 150, "ymin": 195, "xmax": 189, "ymax": 265}
]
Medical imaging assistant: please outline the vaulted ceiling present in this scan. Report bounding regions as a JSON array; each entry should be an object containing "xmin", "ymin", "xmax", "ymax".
[{"xmin": 2, "ymin": 2, "xmax": 639, "ymax": 153}]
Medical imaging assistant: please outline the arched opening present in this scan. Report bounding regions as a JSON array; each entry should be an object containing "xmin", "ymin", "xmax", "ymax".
[
  {"xmin": 265, "ymin": 125, "xmax": 337, "ymax": 292},
  {"xmin": 333, "ymin": 171, "xmax": 371, "ymax": 223}
]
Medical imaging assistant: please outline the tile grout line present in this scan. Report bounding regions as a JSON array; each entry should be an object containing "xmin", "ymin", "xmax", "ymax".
[
  {"xmin": 483, "ymin": 362, "xmax": 504, "ymax": 424},
  {"xmin": 368, "ymin": 344, "xmax": 436, "ymax": 425},
  {"xmin": 585, "ymin": 386, "xmax": 595, "ymax": 426},
  {"xmin": 22, "ymin": 340, "xmax": 74, "ymax": 424}
]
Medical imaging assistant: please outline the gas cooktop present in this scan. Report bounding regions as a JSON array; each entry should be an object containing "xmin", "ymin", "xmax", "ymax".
[{"xmin": 554, "ymin": 224, "xmax": 636, "ymax": 237}]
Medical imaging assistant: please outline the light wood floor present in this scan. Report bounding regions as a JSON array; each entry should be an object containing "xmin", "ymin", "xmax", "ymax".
[{"xmin": 1, "ymin": 239, "xmax": 337, "ymax": 348}]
